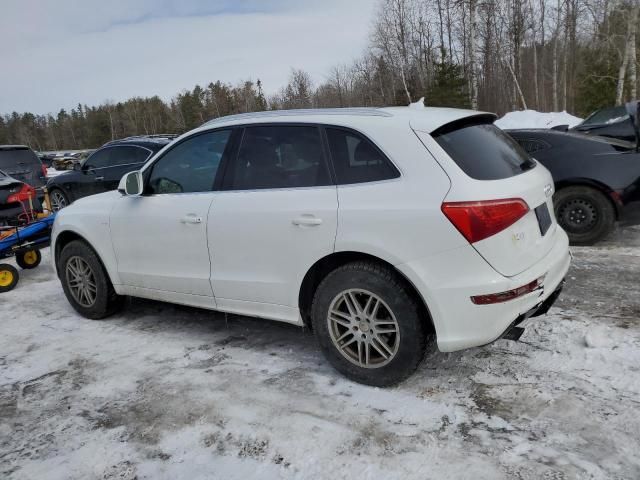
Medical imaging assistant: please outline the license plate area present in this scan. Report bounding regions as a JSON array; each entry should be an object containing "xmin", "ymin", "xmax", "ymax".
[{"xmin": 535, "ymin": 203, "xmax": 552, "ymax": 236}]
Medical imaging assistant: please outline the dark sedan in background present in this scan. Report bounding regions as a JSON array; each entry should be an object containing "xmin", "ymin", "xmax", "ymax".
[
  {"xmin": 507, "ymin": 129, "xmax": 640, "ymax": 245},
  {"xmin": 47, "ymin": 135, "xmax": 175, "ymax": 210}
]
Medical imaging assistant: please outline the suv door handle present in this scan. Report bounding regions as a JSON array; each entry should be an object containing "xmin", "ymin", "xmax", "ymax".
[
  {"xmin": 181, "ymin": 214, "xmax": 203, "ymax": 224},
  {"xmin": 95, "ymin": 176, "xmax": 104, "ymax": 181},
  {"xmin": 292, "ymin": 216, "xmax": 322, "ymax": 226}
]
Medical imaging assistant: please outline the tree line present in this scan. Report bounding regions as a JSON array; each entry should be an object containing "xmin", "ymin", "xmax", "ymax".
[{"xmin": 1, "ymin": 0, "xmax": 639, "ymax": 151}]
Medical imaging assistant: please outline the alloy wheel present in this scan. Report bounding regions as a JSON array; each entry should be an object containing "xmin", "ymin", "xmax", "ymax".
[
  {"xmin": 65, "ymin": 256, "xmax": 97, "ymax": 307},
  {"xmin": 50, "ymin": 190, "xmax": 68, "ymax": 211},
  {"xmin": 327, "ymin": 289, "xmax": 400, "ymax": 368}
]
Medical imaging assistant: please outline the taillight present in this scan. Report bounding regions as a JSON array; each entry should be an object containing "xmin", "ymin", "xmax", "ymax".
[
  {"xmin": 7, "ymin": 184, "xmax": 36, "ymax": 204},
  {"xmin": 442, "ymin": 198, "xmax": 529, "ymax": 243}
]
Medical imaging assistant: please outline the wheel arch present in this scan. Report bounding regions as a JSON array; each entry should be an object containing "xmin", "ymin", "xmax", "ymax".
[
  {"xmin": 554, "ymin": 178, "xmax": 621, "ymax": 218},
  {"xmin": 298, "ymin": 251, "xmax": 435, "ymax": 334},
  {"xmin": 54, "ymin": 230, "xmax": 116, "ymax": 285}
]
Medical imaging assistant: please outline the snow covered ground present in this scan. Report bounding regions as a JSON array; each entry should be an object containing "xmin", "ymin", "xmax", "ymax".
[
  {"xmin": 495, "ymin": 110, "xmax": 583, "ymax": 129},
  {"xmin": 1, "ymin": 227, "xmax": 640, "ymax": 479}
]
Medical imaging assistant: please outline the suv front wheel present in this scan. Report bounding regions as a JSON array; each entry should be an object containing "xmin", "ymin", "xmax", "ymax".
[
  {"xmin": 59, "ymin": 240, "xmax": 124, "ymax": 319},
  {"xmin": 311, "ymin": 261, "xmax": 430, "ymax": 386}
]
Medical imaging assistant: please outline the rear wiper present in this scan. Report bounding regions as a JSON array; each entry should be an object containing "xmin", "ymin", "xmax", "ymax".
[{"xmin": 520, "ymin": 158, "xmax": 536, "ymax": 171}]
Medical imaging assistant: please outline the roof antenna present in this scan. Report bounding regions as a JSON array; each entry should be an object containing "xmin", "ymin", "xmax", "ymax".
[
  {"xmin": 625, "ymin": 100, "xmax": 640, "ymax": 152},
  {"xmin": 409, "ymin": 97, "xmax": 425, "ymax": 109}
]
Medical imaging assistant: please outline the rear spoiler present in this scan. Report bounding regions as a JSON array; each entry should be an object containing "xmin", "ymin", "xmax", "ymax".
[
  {"xmin": 625, "ymin": 100, "xmax": 640, "ymax": 151},
  {"xmin": 431, "ymin": 113, "xmax": 498, "ymax": 137}
]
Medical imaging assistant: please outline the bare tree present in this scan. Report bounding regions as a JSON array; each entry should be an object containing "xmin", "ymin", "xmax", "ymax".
[{"xmin": 616, "ymin": 4, "xmax": 639, "ymax": 104}]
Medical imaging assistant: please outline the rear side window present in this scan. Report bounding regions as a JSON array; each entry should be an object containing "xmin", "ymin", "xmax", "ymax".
[
  {"xmin": 110, "ymin": 146, "xmax": 151, "ymax": 165},
  {"xmin": 225, "ymin": 125, "xmax": 331, "ymax": 190},
  {"xmin": 515, "ymin": 138, "xmax": 551, "ymax": 154},
  {"xmin": 0, "ymin": 148, "xmax": 41, "ymax": 170},
  {"xmin": 433, "ymin": 122, "xmax": 535, "ymax": 180},
  {"xmin": 325, "ymin": 128, "xmax": 399, "ymax": 184}
]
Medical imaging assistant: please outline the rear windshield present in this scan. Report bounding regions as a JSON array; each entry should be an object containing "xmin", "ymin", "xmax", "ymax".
[
  {"xmin": 0, "ymin": 149, "xmax": 41, "ymax": 170},
  {"xmin": 433, "ymin": 121, "xmax": 535, "ymax": 180}
]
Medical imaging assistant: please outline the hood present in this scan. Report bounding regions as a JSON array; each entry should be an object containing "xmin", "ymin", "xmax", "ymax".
[{"xmin": 72, "ymin": 190, "xmax": 121, "ymax": 208}]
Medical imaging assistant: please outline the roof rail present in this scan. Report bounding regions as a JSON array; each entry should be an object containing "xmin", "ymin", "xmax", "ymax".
[
  {"xmin": 103, "ymin": 134, "xmax": 179, "ymax": 146},
  {"xmin": 203, "ymin": 108, "xmax": 393, "ymax": 126}
]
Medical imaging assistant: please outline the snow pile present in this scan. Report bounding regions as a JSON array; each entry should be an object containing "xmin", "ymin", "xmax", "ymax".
[{"xmin": 495, "ymin": 109, "xmax": 583, "ymax": 129}]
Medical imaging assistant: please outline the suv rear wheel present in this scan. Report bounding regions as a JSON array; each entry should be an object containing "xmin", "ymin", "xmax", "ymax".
[
  {"xmin": 554, "ymin": 186, "xmax": 615, "ymax": 245},
  {"xmin": 59, "ymin": 240, "xmax": 124, "ymax": 319},
  {"xmin": 311, "ymin": 261, "xmax": 430, "ymax": 386}
]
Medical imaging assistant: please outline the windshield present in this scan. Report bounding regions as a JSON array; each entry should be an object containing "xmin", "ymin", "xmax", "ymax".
[{"xmin": 580, "ymin": 106, "xmax": 628, "ymax": 126}]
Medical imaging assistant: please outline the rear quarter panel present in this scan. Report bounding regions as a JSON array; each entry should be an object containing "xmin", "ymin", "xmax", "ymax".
[{"xmin": 334, "ymin": 119, "xmax": 465, "ymax": 266}]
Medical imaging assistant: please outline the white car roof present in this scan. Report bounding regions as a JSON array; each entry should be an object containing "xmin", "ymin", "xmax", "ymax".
[{"xmin": 198, "ymin": 106, "xmax": 496, "ymax": 134}]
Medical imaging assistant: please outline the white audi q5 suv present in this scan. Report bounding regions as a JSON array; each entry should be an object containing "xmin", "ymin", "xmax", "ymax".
[{"xmin": 51, "ymin": 107, "xmax": 571, "ymax": 385}]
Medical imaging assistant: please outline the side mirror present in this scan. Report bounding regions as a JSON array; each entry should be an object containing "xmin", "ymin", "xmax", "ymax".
[{"xmin": 118, "ymin": 171, "xmax": 143, "ymax": 196}]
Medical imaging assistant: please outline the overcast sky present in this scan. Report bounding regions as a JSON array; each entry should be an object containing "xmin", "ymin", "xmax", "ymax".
[{"xmin": 0, "ymin": 0, "xmax": 377, "ymax": 115}]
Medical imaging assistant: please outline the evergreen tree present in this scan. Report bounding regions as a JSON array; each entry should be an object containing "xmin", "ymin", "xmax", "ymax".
[{"xmin": 426, "ymin": 62, "xmax": 471, "ymax": 109}]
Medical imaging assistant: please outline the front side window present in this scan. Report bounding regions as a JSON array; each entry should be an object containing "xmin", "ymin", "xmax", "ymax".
[
  {"xmin": 325, "ymin": 128, "xmax": 399, "ymax": 184},
  {"xmin": 147, "ymin": 130, "xmax": 231, "ymax": 194},
  {"xmin": 225, "ymin": 125, "xmax": 331, "ymax": 190},
  {"xmin": 84, "ymin": 148, "xmax": 112, "ymax": 169}
]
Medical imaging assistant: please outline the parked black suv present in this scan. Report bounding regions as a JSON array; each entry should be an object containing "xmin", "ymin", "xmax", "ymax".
[{"xmin": 47, "ymin": 135, "xmax": 176, "ymax": 210}]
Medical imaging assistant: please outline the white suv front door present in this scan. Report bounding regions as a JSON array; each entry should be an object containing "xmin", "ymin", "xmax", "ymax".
[
  {"xmin": 208, "ymin": 125, "xmax": 337, "ymax": 321},
  {"xmin": 110, "ymin": 130, "xmax": 234, "ymax": 304}
]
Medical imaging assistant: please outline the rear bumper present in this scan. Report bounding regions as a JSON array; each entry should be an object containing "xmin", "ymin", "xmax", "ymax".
[
  {"xmin": 397, "ymin": 228, "xmax": 571, "ymax": 352},
  {"xmin": 499, "ymin": 279, "xmax": 565, "ymax": 342}
]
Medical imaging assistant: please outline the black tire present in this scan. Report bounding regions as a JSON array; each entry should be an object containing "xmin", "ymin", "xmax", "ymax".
[
  {"xmin": 554, "ymin": 186, "xmax": 615, "ymax": 246},
  {"xmin": 49, "ymin": 188, "xmax": 69, "ymax": 211},
  {"xmin": 311, "ymin": 261, "xmax": 430, "ymax": 387},
  {"xmin": 16, "ymin": 249, "xmax": 42, "ymax": 270},
  {"xmin": 0, "ymin": 264, "xmax": 19, "ymax": 293},
  {"xmin": 58, "ymin": 240, "xmax": 124, "ymax": 319}
]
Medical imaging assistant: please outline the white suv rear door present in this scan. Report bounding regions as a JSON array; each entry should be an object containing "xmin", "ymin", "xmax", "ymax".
[
  {"xmin": 208, "ymin": 125, "xmax": 337, "ymax": 318},
  {"xmin": 110, "ymin": 130, "xmax": 234, "ymax": 301}
]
